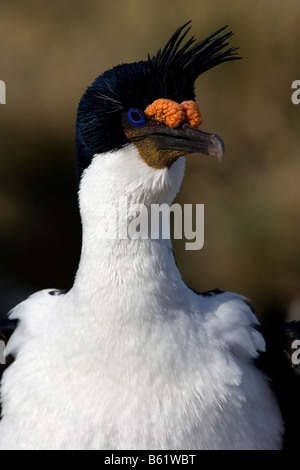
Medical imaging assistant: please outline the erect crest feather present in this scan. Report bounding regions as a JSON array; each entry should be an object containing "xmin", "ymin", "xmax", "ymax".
[{"xmin": 148, "ymin": 21, "xmax": 239, "ymax": 84}]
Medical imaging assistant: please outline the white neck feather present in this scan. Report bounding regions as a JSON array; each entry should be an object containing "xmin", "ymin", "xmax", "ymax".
[{"xmin": 71, "ymin": 145, "xmax": 188, "ymax": 321}]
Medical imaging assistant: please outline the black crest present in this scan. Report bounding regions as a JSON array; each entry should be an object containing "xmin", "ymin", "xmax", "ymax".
[{"xmin": 148, "ymin": 21, "xmax": 239, "ymax": 87}]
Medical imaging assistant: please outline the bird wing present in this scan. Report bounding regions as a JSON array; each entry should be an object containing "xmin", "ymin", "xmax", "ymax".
[
  {"xmin": 199, "ymin": 289, "xmax": 266, "ymax": 361},
  {"xmin": 0, "ymin": 317, "xmax": 18, "ymax": 418},
  {"xmin": 199, "ymin": 289, "xmax": 300, "ymax": 448},
  {"xmin": 199, "ymin": 288, "xmax": 300, "ymax": 449},
  {"xmin": 256, "ymin": 321, "xmax": 300, "ymax": 449},
  {"xmin": 0, "ymin": 317, "xmax": 18, "ymax": 377},
  {"xmin": 0, "ymin": 289, "xmax": 65, "ymax": 419}
]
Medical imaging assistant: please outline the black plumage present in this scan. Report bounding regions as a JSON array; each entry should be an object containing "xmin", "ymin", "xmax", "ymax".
[
  {"xmin": 148, "ymin": 22, "xmax": 239, "ymax": 91},
  {"xmin": 256, "ymin": 321, "xmax": 300, "ymax": 449}
]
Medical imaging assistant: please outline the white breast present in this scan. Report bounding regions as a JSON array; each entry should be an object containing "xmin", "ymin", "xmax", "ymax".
[{"xmin": 0, "ymin": 146, "xmax": 284, "ymax": 449}]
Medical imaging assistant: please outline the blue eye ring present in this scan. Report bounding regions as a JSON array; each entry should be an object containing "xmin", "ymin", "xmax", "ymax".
[{"xmin": 127, "ymin": 108, "xmax": 146, "ymax": 126}]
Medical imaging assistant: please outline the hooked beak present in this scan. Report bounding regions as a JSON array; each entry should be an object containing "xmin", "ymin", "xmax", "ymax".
[
  {"xmin": 124, "ymin": 118, "xmax": 224, "ymax": 169},
  {"xmin": 148, "ymin": 122, "xmax": 224, "ymax": 162}
]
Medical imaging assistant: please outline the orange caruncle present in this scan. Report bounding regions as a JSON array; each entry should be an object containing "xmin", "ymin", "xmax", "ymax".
[
  {"xmin": 181, "ymin": 101, "xmax": 202, "ymax": 128},
  {"xmin": 144, "ymin": 99, "xmax": 185, "ymax": 128},
  {"xmin": 144, "ymin": 98, "xmax": 202, "ymax": 128}
]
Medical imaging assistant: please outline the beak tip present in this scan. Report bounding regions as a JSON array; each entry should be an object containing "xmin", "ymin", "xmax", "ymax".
[{"xmin": 209, "ymin": 135, "xmax": 225, "ymax": 162}]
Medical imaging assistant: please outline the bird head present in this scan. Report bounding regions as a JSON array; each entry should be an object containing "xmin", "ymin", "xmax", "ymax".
[{"xmin": 76, "ymin": 22, "xmax": 239, "ymax": 208}]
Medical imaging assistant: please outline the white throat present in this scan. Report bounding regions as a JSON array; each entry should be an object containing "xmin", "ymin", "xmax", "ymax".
[
  {"xmin": 72, "ymin": 145, "xmax": 188, "ymax": 317},
  {"xmin": 78, "ymin": 144, "xmax": 185, "ymax": 210}
]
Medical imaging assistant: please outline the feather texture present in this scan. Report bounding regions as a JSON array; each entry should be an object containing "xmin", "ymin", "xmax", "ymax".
[{"xmin": 149, "ymin": 22, "xmax": 240, "ymax": 82}]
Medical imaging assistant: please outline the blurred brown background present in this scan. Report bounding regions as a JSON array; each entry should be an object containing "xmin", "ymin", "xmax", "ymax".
[{"xmin": 1, "ymin": 0, "xmax": 300, "ymax": 325}]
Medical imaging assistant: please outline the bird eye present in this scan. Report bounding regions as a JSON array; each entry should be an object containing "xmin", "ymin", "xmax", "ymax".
[{"xmin": 127, "ymin": 108, "xmax": 146, "ymax": 126}]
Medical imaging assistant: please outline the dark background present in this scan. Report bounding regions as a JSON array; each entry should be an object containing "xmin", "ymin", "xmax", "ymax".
[{"xmin": 1, "ymin": 0, "xmax": 300, "ymax": 326}]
